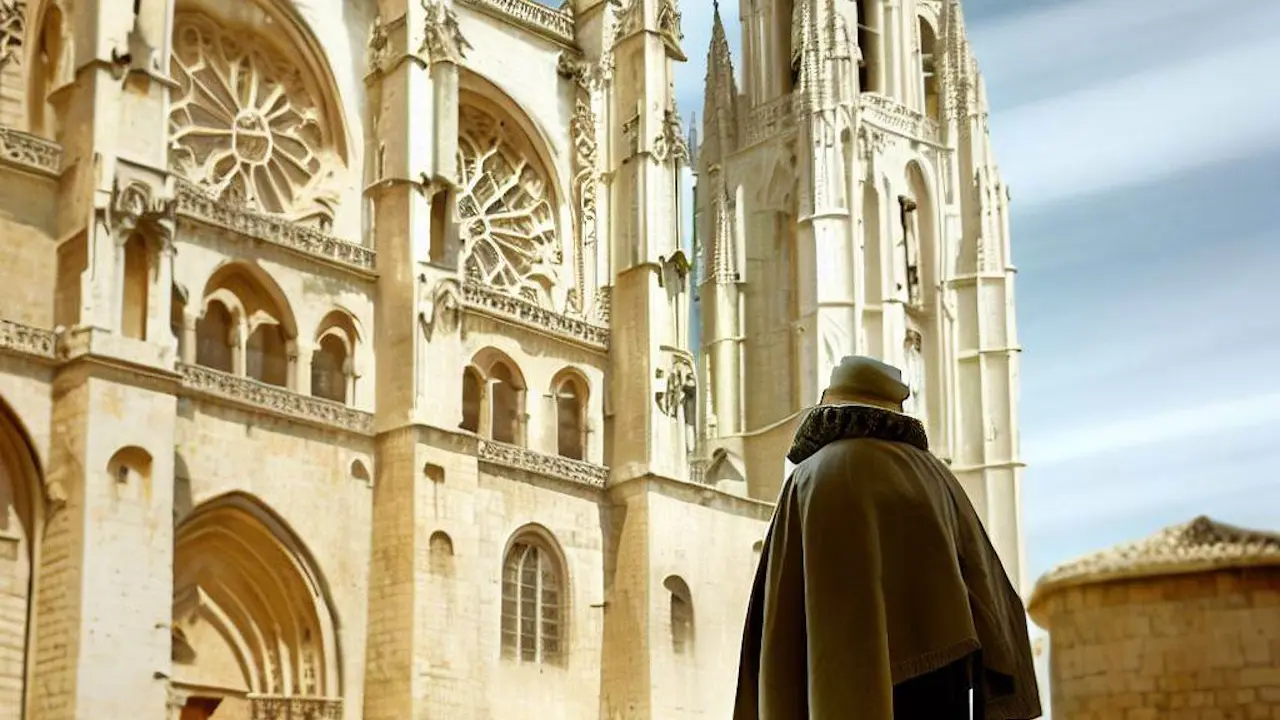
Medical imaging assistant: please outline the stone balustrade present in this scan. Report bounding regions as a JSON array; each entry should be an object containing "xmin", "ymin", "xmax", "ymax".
[
  {"xmin": 478, "ymin": 438, "xmax": 609, "ymax": 488},
  {"xmin": 462, "ymin": 282, "xmax": 610, "ymax": 352},
  {"xmin": 179, "ymin": 364, "xmax": 375, "ymax": 435},
  {"xmin": 0, "ymin": 127, "xmax": 62, "ymax": 176},
  {"xmin": 457, "ymin": 0, "xmax": 575, "ymax": 46},
  {"xmin": 248, "ymin": 695, "xmax": 343, "ymax": 720},
  {"xmin": 0, "ymin": 318, "xmax": 59, "ymax": 361},
  {"xmin": 858, "ymin": 93, "xmax": 941, "ymax": 144}
]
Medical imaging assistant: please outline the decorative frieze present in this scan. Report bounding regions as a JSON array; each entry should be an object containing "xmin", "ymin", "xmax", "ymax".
[
  {"xmin": 0, "ymin": 318, "xmax": 58, "ymax": 360},
  {"xmin": 0, "ymin": 1, "xmax": 26, "ymax": 70},
  {"xmin": 478, "ymin": 439, "xmax": 608, "ymax": 488},
  {"xmin": 249, "ymin": 696, "xmax": 343, "ymax": 720},
  {"xmin": 0, "ymin": 126, "xmax": 62, "ymax": 175},
  {"xmin": 461, "ymin": 282, "xmax": 610, "ymax": 352},
  {"xmin": 859, "ymin": 93, "xmax": 941, "ymax": 144},
  {"xmin": 179, "ymin": 364, "xmax": 375, "ymax": 435},
  {"xmin": 174, "ymin": 179, "xmax": 376, "ymax": 274},
  {"xmin": 743, "ymin": 95, "xmax": 796, "ymax": 147},
  {"xmin": 456, "ymin": 0, "xmax": 574, "ymax": 47}
]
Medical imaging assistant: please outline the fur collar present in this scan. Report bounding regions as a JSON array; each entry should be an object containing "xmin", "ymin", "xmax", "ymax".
[{"xmin": 787, "ymin": 404, "xmax": 929, "ymax": 465}]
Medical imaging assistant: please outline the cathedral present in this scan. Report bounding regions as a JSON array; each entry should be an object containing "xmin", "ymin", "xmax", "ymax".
[{"xmin": 0, "ymin": 0, "xmax": 1023, "ymax": 718}]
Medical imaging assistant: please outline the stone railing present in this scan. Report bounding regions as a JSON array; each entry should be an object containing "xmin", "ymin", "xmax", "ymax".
[
  {"xmin": 175, "ymin": 179, "xmax": 376, "ymax": 274},
  {"xmin": 462, "ymin": 283, "xmax": 609, "ymax": 352},
  {"xmin": 179, "ymin": 364, "xmax": 375, "ymax": 435},
  {"xmin": 742, "ymin": 94, "xmax": 797, "ymax": 147},
  {"xmin": 478, "ymin": 439, "xmax": 608, "ymax": 488},
  {"xmin": 0, "ymin": 318, "xmax": 59, "ymax": 361},
  {"xmin": 457, "ymin": 0, "xmax": 575, "ymax": 46},
  {"xmin": 858, "ymin": 93, "xmax": 941, "ymax": 144},
  {"xmin": 248, "ymin": 695, "xmax": 343, "ymax": 720},
  {"xmin": 0, "ymin": 127, "xmax": 62, "ymax": 176}
]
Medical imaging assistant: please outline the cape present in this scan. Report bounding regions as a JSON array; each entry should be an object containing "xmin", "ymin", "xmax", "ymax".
[{"xmin": 733, "ymin": 404, "xmax": 1042, "ymax": 720}]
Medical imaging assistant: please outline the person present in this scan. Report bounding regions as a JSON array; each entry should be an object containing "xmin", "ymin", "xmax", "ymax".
[{"xmin": 733, "ymin": 356, "xmax": 1041, "ymax": 720}]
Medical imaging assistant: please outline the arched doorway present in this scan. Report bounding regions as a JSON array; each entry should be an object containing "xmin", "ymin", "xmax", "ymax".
[
  {"xmin": 171, "ymin": 493, "xmax": 342, "ymax": 719},
  {"xmin": 0, "ymin": 397, "xmax": 45, "ymax": 720}
]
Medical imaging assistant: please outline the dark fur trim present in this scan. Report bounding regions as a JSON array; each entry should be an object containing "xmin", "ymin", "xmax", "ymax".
[{"xmin": 787, "ymin": 404, "xmax": 929, "ymax": 464}]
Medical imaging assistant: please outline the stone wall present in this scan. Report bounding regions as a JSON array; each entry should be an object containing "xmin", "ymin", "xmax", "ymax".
[{"xmin": 1040, "ymin": 569, "xmax": 1280, "ymax": 720}]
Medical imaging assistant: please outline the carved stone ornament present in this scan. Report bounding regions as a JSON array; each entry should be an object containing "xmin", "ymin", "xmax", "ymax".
[
  {"xmin": 169, "ymin": 13, "xmax": 341, "ymax": 226},
  {"xmin": 367, "ymin": 13, "xmax": 390, "ymax": 73},
  {"xmin": 174, "ymin": 179, "xmax": 375, "ymax": 272},
  {"xmin": 180, "ymin": 364, "xmax": 375, "ymax": 435},
  {"xmin": 0, "ymin": 318, "xmax": 58, "ymax": 361},
  {"xmin": 651, "ymin": 109, "xmax": 689, "ymax": 165},
  {"xmin": 0, "ymin": 0, "xmax": 25, "ymax": 70},
  {"xmin": 456, "ymin": 104, "xmax": 567, "ymax": 311},
  {"xmin": 456, "ymin": 0, "xmax": 574, "ymax": 46},
  {"xmin": 556, "ymin": 52, "xmax": 610, "ymax": 91},
  {"xmin": 655, "ymin": 353, "xmax": 696, "ymax": 420},
  {"xmin": 462, "ymin": 282, "xmax": 609, "ymax": 351},
  {"xmin": 656, "ymin": 0, "xmax": 685, "ymax": 59},
  {"xmin": 418, "ymin": 275, "xmax": 463, "ymax": 340},
  {"xmin": 610, "ymin": 0, "xmax": 641, "ymax": 45},
  {"xmin": 108, "ymin": 180, "xmax": 177, "ymax": 245},
  {"xmin": 0, "ymin": 126, "xmax": 62, "ymax": 175},
  {"xmin": 569, "ymin": 99, "xmax": 599, "ymax": 292},
  {"xmin": 248, "ymin": 696, "xmax": 343, "ymax": 720},
  {"xmin": 419, "ymin": 0, "xmax": 472, "ymax": 66},
  {"xmin": 478, "ymin": 438, "xmax": 608, "ymax": 488}
]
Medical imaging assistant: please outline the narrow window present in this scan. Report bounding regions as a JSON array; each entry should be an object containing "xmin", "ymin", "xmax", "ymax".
[
  {"xmin": 501, "ymin": 540, "xmax": 563, "ymax": 665},
  {"xmin": 461, "ymin": 367, "xmax": 482, "ymax": 433},
  {"xmin": 311, "ymin": 335, "xmax": 348, "ymax": 403},
  {"xmin": 555, "ymin": 376, "xmax": 586, "ymax": 460},
  {"xmin": 196, "ymin": 302, "xmax": 234, "ymax": 372},
  {"xmin": 121, "ymin": 235, "xmax": 150, "ymax": 340}
]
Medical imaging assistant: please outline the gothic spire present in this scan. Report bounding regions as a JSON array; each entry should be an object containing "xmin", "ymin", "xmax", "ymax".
[{"xmin": 700, "ymin": 0, "xmax": 738, "ymax": 166}]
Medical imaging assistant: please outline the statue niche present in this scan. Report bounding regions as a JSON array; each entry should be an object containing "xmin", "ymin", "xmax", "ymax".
[{"xmin": 898, "ymin": 194, "xmax": 921, "ymax": 307}]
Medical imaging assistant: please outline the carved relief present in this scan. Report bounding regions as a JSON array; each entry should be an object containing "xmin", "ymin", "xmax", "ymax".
[
  {"xmin": 610, "ymin": 0, "xmax": 641, "ymax": 45},
  {"xmin": 180, "ymin": 363, "xmax": 375, "ymax": 434},
  {"xmin": 0, "ymin": 126, "xmax": 61, "ymax": 174},
  {"xmin": 0, "ymin": 0, "xmax": 24, "ymax": 70},
  {"xmin": 456, "ymin": 104, "xmax": 565, "ymax": 310},
  {"xmin": 0, "ymin": 318, "xmax": 58, "ymax": 360},
  {"xmin": 419, "ymin": 275, "xmax": 462, "ymax": 340},
  {"xmin": 169, "ymin": 14, "xmax": 341, "ymax": 225},
  {"xmin": 456, "ymin": 0, "xmax": 575, "ymax": 45},
  {"xmin": 108, "ymin": 180, "xmax": 176, "ymax": 245},
  {"xmin": 419, "ymin": 0, "xmax": 472, "ymax": 66},
  {"xmin": 569, "ymin": 99, "xmax": 599, "ymax": 296},
  {"xmin": 557, "ymin": 52, "xmax": 611, "ymax": 91},
  {"xmin": 367, "ymin": 13, "xmax": 390, "ymax": 73},
  {"xmin": 902, "ymin": 329, "xmax": 926, "ymax": 420},
  {"xmin": 898, "ymin": 194, "xmax": 921, "ymax": 306},
  {"xmin": 461, "ymin": 283, "xmax": 609, "ymax": 351},
  {"xmin": 651, "ymin": 109, "xmax": 688, "ymax": 165},
  {"xmin": 656, "ymin": 353, "xmax": 695, "ymax": 421},
  {"xmin": 478, "ymin": 438, "xmax": 608, "ymax": 488},
  {"xmin": 249, "ymin": 697, "xmax": 342, "ymax": 720}
]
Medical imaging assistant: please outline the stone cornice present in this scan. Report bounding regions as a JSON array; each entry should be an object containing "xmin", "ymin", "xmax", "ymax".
[
  {"xmin": 179, "ymin": 363, "xmax": 375, "ymax": 436},
  {"xmin": 174, "ymin": 179, "xmax": 377, "ymax": 277},
  {"xmin": 456, "ymin": 0, "xmax": 576, "ymax": 47},
  {"xmin": 478, "ymin": 438, "xmax": 608, "ymax": 488},
  {"xmin": 0, "ymin": 126, "xmax": 62, "ymax": 177},
  {"xmin": 462, "ymin": 282, "xmax": 610, "ymax": 352},
  {"xmin": 0, "ymin": 318, "xmax": 59, "ymax": 362}
]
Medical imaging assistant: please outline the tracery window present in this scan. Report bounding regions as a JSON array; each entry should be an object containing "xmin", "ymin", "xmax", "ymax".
[
  {"xmin": 455, "ymin": 104, "xmax": 561, "ymax": 307},
  {"xmin": 501, "ymin": 539, "xmax": 563, "ymax": 665},
  {"xmin": 169, "ymin": 13, "xmax": 339, "ymax": 225}
]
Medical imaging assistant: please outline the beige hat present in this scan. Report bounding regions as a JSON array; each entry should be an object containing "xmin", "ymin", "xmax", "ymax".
[{"xmin": 820, "ymin": 356, "xmax": 910, "ymax": 409}]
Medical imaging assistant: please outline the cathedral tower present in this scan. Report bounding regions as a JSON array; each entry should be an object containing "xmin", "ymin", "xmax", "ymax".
[{"xmin": 697, "ymin": 0, "xmax": 1028, "ymax": 587}]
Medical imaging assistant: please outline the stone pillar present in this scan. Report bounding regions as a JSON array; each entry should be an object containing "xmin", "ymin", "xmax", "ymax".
[{"xmin": 180, "ymin": 308, "xmax": 198, "ymax": 365}]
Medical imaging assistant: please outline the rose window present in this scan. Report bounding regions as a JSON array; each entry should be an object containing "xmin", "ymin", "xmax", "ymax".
[
  {"xmin": 456, "ymin": 105, "xmax": 561, "ymax": 306},
  {"xmin": 169, "ymin": 14, "xmax": 339, "ymax": 225}
]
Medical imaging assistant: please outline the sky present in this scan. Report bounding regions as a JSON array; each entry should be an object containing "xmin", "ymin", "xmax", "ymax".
[{"xmin": 670, "ymin": 0, "xmax": 1280, "ymax": 584}]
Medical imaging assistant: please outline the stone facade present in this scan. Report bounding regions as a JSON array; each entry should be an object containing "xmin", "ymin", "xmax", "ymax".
[
  {"xmin": 0, "ymin": 0, "xmax": 1021, "ymax": 718},
  {"xmin": 692, "ymin": 0, "xmax": 1030, "ymax": 586},
  {"xmin": 1029, "ymin": 517, "xmax": 1280, "ymax": 720}
]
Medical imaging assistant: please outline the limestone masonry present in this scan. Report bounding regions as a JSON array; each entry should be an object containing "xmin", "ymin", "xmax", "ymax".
[{"xmin": 0, "ymin": 0, "xmax": 1026, "ymax": 717}]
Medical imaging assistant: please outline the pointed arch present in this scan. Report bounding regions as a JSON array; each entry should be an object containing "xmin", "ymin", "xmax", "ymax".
[
  {"xmin": 470, "ymin": 347, "xmax": 527, "ymax": 446},
  {"xmin": 0, "ymin": 394, "xmax": 45, "ymax": 719},
  {"xmin": 500, "ymin": 523, "xmax": 568, "ymax": 666},
  {"xmin": 197, "ymin": 261, "xmax": 298, "ymax": 387},
  {"xmin": 172, "ymin": 492, "xmax": 342, "ymax": 701},
  {"xmin": 550, "ymin": 367, "xmax": 589, "ymax": 461},
  {"xmin": 312, "ymin": 309, "xmax": 361, "ymax": 404},
  {"xmin": 663, "ymin": 575, "xmax": 695, "ymax": 655}
]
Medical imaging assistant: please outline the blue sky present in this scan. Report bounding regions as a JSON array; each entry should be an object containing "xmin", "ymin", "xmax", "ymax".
[{"xmin": 671, "ymin": 0, "xmax": 1280, "ymax": 583}]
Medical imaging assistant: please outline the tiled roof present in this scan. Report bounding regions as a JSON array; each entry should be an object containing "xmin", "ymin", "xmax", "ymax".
[{"xmin": 1028, "ymin": 515, "xmax": 1280, "ymax": 612}]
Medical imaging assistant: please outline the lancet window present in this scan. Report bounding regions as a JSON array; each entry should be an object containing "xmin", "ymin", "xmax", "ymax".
[
  {"xmin": 918, "ymin": 17, "xmax": 940, "ymax": 119},
  {"xmin": 553, "ymin": 371, "xmax": 588, "ymax": 461},
  {"xmin": 855, "ymin": 0, "xmax": 882, "ymax": 93},
  {"xmin": 455, "ymin": 104, "xmax": 562, "ymax": 308},
  {"xmin": 501, "ymin": 536, "xmax": 564, "ymax": 665}
]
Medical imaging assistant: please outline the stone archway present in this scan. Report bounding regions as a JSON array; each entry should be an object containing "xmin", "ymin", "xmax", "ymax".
[
  {"xmin": 170, "ymin": 492, "xmax": 342, "ymax": 720},
  {"xmin": 0, "ymin": 396, "xmax": 45, "ymax": 720}
]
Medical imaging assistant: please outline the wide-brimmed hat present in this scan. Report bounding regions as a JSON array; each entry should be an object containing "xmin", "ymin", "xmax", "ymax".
[{"xmin": 821, "ymin": 355, "xmax": 910, "ymax": 408}]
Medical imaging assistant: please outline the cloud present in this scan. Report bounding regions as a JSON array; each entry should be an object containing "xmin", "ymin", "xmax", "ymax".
[
  {"xmin": 977, "ymin": 0, "xmax": 1280, "ymax": 208},
  {"xmin": 1025, "ymin": 391, "xmax": 1280, "ymax": 468}
]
